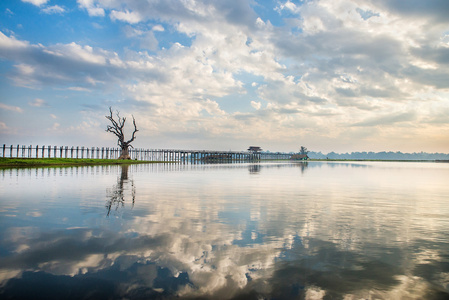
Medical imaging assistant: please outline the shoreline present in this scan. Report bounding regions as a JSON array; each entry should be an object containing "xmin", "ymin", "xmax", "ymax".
[
  {"xmin": 0, "ymin": 157, "xmax": 162, "ymax": 168},
  {"xmin": 0, "ymin": 157, "xmax": 443, "ymax": 168}
]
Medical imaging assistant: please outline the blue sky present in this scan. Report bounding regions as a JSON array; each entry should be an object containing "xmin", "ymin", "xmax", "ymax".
[{"xmin": 1, "ymin": 0, "xmax": 448, "ymax": 153}]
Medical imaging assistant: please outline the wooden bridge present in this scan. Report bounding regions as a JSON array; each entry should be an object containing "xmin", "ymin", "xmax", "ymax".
[{"xmin": 1, "ymin": 144, "xmax": 292, "ymax": 163}]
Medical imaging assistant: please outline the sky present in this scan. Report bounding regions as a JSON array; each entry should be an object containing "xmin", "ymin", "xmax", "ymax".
[{"xmin": 0, "ymin": 0, "xmax": 448, "ymax": 154}]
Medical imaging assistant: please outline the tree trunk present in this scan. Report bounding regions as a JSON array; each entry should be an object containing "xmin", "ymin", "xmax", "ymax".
[
  {"xmin": 119, "ymin": 147, "xmax": 131, "ymax": 160},
  {"xmin": 106, "ymin": 107, "xmax": 138, "ymax": 159}
]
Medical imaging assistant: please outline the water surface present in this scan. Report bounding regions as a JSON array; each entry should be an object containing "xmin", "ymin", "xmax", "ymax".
[{"xmin": 1, "ymin": 161, "xmax": 448, "ymax": 299}]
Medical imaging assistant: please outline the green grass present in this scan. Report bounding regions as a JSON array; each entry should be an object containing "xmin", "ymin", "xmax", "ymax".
[
  {"xmin": 0, "ymin": 157, "xmax": 160, "ymax": 168},
  {"xmin": 0, "ymin": 157, "xmax": 438, "ymax": 168}
]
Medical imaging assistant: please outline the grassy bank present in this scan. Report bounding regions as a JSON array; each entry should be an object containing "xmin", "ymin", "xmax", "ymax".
[
  {"xmin": 0, "ymin": 157, "xmax": 159, "ymax": 168},
  {"xmin": 0, "ymin": 157, "xmax": 441, "ymax": 168}
]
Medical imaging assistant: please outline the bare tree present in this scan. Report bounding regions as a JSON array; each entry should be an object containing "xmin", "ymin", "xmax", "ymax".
[{"xmin": 105, "ymin": 107, "xmax": 138, "ymax": 159}]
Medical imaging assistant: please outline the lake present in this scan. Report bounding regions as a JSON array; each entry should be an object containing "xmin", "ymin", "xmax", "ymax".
[{"xmin": 0, "ymin": 161, "xmax": 448, "ymax": 299}]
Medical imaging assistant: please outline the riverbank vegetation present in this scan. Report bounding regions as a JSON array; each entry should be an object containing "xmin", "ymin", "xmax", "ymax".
[
  {"xmin": 307, "ymin": 151, "xmax": 449, "ymax": 160},
  {"xmin": 0, "ymin": 158, "xmax": 158, "ymax": 168},
  {"xmin": 1, "ymin": 157, "xmax": 444, "ymax": 168}
]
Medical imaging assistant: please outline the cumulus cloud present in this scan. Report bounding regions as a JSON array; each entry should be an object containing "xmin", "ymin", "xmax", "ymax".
[
  {"xmin": 0, "ymin": 31, "xmax": 29, "ymax": 50},
  {"xmin": 76, "ymin": 0, "xmax": 105, "ymax": 17},
  {"xmin": 110, "ymin": 10, "xmax": 142, "ymax": 24},
  {"xmin": 28, "ymin": 98, "xmax": 48, "ymax": 107},
  {"xmin": 1, "ymin": 0, "xmax": 449, "ymax": 152},
  {"xmin": 352, "ymin": 111, "xmax": 417, "ymax": 127},
  {"xmin": 21, "ymin": 0, "xmax": 48, "ymax": 7},
  {"xmin": 152, "ymin": 24, "xmax": 164, "ymax": 32},
  {"xmin": 251, "ymin": 101, "xmax": 261, "ymax": 110},
  {"xmin": 0, "ymin": 103, "xmax": 23, "ymax": 113},
  {"xmin": 140, "ymin": 31, "xmax": 158, "ymax": 51},
  {"xmin": 0, "ymin": 32, "xmax": 142, "ymax": 88},
  {"xmin": 41, "ymin": 5, "xmax": 65, "ymax": 15},
  {"xmin": 275, "ymin": 0, "xmax": 300, "ymax": 14},
  {"xmin": 377, "ymin": 0, "xmax": 449, "ymax": 23}
]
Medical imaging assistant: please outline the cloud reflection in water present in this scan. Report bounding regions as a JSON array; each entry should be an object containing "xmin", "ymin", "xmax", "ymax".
[{"xmin": 0, "ymin": 162, "xmax": 448, "ymax": 299}]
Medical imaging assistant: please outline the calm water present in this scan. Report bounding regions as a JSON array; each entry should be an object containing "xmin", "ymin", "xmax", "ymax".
[{"xmin": 0, "ymin": 161, "xmax": 448, "ymax": 299}]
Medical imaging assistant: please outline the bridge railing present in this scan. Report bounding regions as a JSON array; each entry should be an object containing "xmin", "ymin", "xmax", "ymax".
[{"xmin": 1, "ymin": 144, "xmax": 293, "ymax": 162}]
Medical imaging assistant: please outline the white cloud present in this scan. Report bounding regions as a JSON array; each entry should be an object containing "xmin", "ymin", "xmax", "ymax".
[
  {"xmin": 21, "ymin": 0, "xmax": 48, "ymax": 7},
  {"xmin": 29, "ymin": 98, "xmax": 47, "ymax": 107},
  {"xmin": 251, "ymin": 101, "xmax": 261, "ymax": 110},
  {"xmin": 1, "ymin": 0, "xmax": 449, "ymax": 152},
  {"xmin": 50, "ymin": 122, "xmax": 60, "ymax": 131},
  {"xmin": 122, "ymin": 25, "xmax": 144, "ymax": 38},
  {"xmin": 203, "ymin": 99, "xmax": 226, "ymax": 116},
  {"xmin": 42, "ymin": 5, "xmax": 65, "ymax": 15},
  {"xmin": 110, "ymin": 10, "xmax": 142, "ymax": 24},
  {"xmin": 276, "ymin": 1, "xmax": 300, "ymax": 14},
  {"xmin": 0, "ymin": 121, "xmax": 8, "ymax": 131},
  {"xmin": 0, "ymin": 103, "xmax": 23, "ymax": 113},
  {"xmin": 139, "ymin": 31, "xmax": 158, "ymax": 51},
  {"xmin": 76, "ymin": 0, "xmax": 105, "ymax": 17},
  {"xmin": 67, "ymin": 87, "xmax": 91, "ymax": 92},
  {"xmin": 0, "ymin": 31, "xmax": 29, "ymax": 50},
  {"xmin": 54, "ymin": 42, "xmax": 107, "ymax": 65},
  {"xmin": 152, "ymin": 25, "xmax": 164, "ymax": 32},
  {"xmin": 15, "ymin": 64, "xmax": 34, "ymax": 75}
]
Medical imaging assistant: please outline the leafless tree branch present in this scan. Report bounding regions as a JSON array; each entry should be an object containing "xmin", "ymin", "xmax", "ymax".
[{"xmin": 105, "ymin": 107, "xmax": 138, "ymax": 158}]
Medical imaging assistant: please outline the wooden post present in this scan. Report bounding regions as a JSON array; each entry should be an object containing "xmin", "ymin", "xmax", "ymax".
[
  {"xmin": 71, "ymin": 146, "xmax": 74, "ymax": 158},
  {"xmin": 54, "ymin": 146, "xmax": 57, "ymax": 158},
  {"xmin": 42, "ymin": 145, "xmax": 45, "ymax": 158}
]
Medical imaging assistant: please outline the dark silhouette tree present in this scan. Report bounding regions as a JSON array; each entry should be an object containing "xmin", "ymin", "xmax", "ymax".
[
  {"xmin": 105, "ymin": 107, "xmax": 138, "ymax": 159},
  {"xmin": 300, "ymin": 146, "xmax": 308, "ymax": 155}
]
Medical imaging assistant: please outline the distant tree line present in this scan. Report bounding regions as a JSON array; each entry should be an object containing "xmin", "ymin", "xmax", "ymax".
[{"xmin": 306, "ymin": 151, "xmax": 449, "ymax": 160}]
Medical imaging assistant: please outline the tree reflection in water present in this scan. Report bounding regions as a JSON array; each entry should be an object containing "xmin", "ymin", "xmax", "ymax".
[
  {"xmin": 106, "ymin": 165, "xmax": 135, "ymax": 216},
  {"xmin": 297, "ymin": 161, "xmax": 308, "ymax": 173}
]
